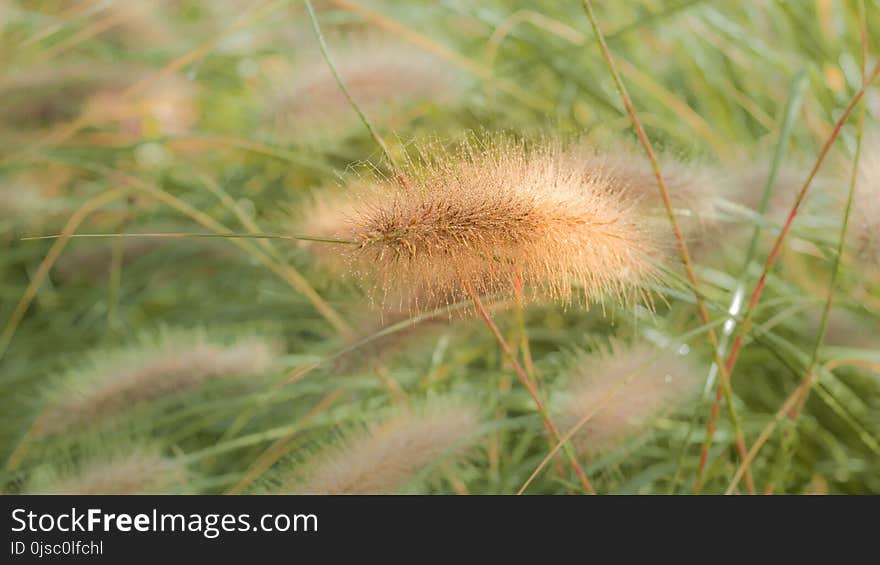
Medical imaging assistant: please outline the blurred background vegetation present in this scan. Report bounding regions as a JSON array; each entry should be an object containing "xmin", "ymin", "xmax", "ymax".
[{"xmin": 1, "ymin": 0, "xmax": 878, "ymax": 494}]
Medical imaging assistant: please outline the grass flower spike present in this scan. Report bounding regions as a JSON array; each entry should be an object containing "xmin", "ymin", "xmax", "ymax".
[
  {"xmin": 33, "ymin": 331, "xmax": 277, "ymax": 436},
  {"xmin": 27, "ymin": 448, "xmax": 187, "ymax": 495},
  {"xmin": 269, "ymin": 34, "xmax": 457, "ymax": 136},
  {"xmin": 288, "ymin": 403, "xmax": 479, "ymax": 494},
  {"xmin": 851, "ymin": 133, "xmax": 880, "ymax": 266},
  {"xmin": 562, "ymin": 341, "xmax": 701, "ymax": 455},
  {"xmin": 316, "ymin": 139, "xmax": 661, "ymax": 311}
]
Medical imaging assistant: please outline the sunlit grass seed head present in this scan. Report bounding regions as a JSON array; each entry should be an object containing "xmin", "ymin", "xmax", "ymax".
[
  {"xmin": 561, "ymin": 341, "xmax": 701, "ymax": 455},
  {"xmin": 27, "ymin": 448, "xmax": 187, "ymax": 495},
  {"xmin": 33, "ymin": 331, "xmax": 279, "ymax": 437},
  {"xmin": 287, "ymin": 402, "xmax": 479, "ymax": 494},
  {"xmin": 325, "ymin": 139, "xmax": 661, "ymax": 311}
]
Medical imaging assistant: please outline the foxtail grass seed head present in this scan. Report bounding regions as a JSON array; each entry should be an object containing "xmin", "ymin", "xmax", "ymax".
[
  {"xmin": 573, "ymin": 146, "xmax": 724, "ymax": 250},
  {"xmin": 310, "ymin": 139, "xmax": 661, "ymax": 311},
  {"xmin": 851, "ymin": 134, "xmax": 880, "ymax": 266},
  {"xmin": 267, "ymin": 34, "xmax": 458, "ymax": 137},
  {"xmin": 562, "ymin": 341, "xmax": 701, "ymax": 455},
  {"xmin": 34, "ymin": 333, "xmax": 278, "ymax": 436},
  {"xmin": 27, "ymin": 449, "xmax": 187, "ymax": 495},
  {"xmin": 288, "ymin": 403, "xmax": 479, "ymax": 494}
]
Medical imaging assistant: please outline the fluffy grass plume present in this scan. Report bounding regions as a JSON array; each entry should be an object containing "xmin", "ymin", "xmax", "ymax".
[
  {"xmin": 27, "ymin": 448, "xmax": 187, "ymax": 495},
  {"xmin": 32, "ymin": 331, "xmax": 278, "ymax": 436},
  {"xmin": 562, "ymin": 341, "xmax": 701, "ymax": 455},
  {"xmin": 287, "ymin": 403, "xmax": 479, "ymax": 494},
  {"xmin": 851, "ymin": 133, "xmax": 880, "ymax": 266},
  {"xmin": 268, "ymin": 34, "xmax": 457, "ymax": 136},
  {"xmin": 574, "ymin": 146, "xmax": 723, "ymax": 248},
  {"xmin": 308, "ymin": 139, "xmax": 661, "ymax": 311}
]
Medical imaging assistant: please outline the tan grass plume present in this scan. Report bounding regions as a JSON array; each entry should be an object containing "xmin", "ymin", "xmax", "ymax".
[
  {"xmin": 268, "ymin": 34, "xmax": 458, "ymax": 136},
  {"xmin": 562, "ymin": 341, "xmax": 701, "ymax": 455},
  {"xmin": 28, "ymin": 449, "xmax": 187, "ymax": 495},
  {"xmin": 303, "ymin": 139, "xmax": 662, "ymax": 311},
  {"xmin": 851, "ymin": 133, "xmax": 880, "ymax": 266},
  {"xmin": 573, "ymin": 145, "xmax": 724, "ymax": 250},
  {"xmin": 34, "ymin": 333, "xmax": 277, "ymax": 437},
  {"xmin": 288, "ymin": 403, "xmax": 479, "ymax": 494}
]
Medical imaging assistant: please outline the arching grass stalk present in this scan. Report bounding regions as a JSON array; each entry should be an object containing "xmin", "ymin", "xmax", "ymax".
[{"xmin": 578, "ymin": 0, "xmax": 752, "ymax": 493}]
